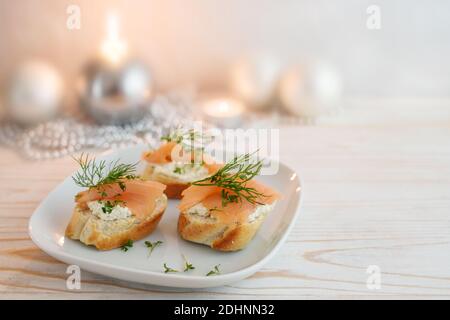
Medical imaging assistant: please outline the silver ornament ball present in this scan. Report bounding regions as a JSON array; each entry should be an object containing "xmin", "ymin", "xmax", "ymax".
[
  {"xmin": 279, "ymin": 61, "xmax": 343, "ymax": 119},
  {"xmin": 79, "ymin": 59, "xmax": 154, "ymax": 125},
  {"xmin": 6, "ymin": 60, "xmax": 64, "ymax": 126},
  {"xmin": 229, "ymin": 54, "xmax": 282, "ymax": 110}
]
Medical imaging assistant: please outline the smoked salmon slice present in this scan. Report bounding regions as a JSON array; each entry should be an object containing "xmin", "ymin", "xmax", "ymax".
[
  {"xmin": 142, "ymin": 142, "xmax": 220, "ymax": 174},
  {"xmin": 178, "ymin": 179, "xmax": 281, "ymax": 223},
  {"xmin": 75, "ymin": 180, "xmax": 166, "ymax": 219},
  {"xmin": 142, "ymin": 141, "xmax": 177, "ymax": 164}
]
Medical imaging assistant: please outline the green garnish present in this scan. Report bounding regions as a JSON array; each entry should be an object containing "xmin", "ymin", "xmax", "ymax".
[
  {"xmin": 100, "ymin": 200, "xmax": 125, "ymax": 214},
  {"xmin": 118, "ymin": 181, "xmax": 127, "ymax": 192},
  {"xmin": 192, "ymin": 152, "xmax": 266, "ymax": 207},
  {"xmin": 163, "ymin": 263, "xmax": 178, "ymax": 273},
  {"xmin": 72, "ymin": 153, "xmax": 138, "ymax": 190},
  {"xmin": 206, "ymin": 265, "xmax": 221, "ymax": 276},
  {"xmin": 101, "ymin": 201, "xmax": 114, "ymax": 214},
  {"xmin": 182, "ymin": 255, "xmax": 195, "ymax": 272},
  {"xmin": 173, "ymin": 166, "xmax": 185, "ymax": 175},
  {"xmin": 121, "ymin": 240, "xmax": 133, "ymax": 252},
  {"xmin": 99, "ymin": 200, "xmax": 125, "ymax": 213},
  {"xmin": 184, "ymin": 262, "xmax": 195, "ymax": 272},
  {"xmin": 144, "ymin": 240, "xmax": 163, "ymax": 256},
  {"xmin": 183, "ymin": 261, "xmax": 195, "ymax": 272},
  {"xmin": 221, "ymin": 189, "xmax": 239, "ymax": 205}
]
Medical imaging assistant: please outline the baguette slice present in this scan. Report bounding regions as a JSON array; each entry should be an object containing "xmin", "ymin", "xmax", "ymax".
[
  {"xmin": 177, "ymin": 180, "xmax": 280, "ymax": 251},
  {"xmin": 142, "ymin": 165, "xmax": 191, "ymax": 199},
  {"xmin": 142, "ymin": 142, "xmax": 220, "ymax": 199},
  {"xmin": 65, "ymin": 180, "xmax": 167, "ymax": 250},
  {"xmin": 178, "ymin": 201, "xmax": 276, "ymax": 251},
  {"xmin": 66, "ymin": 194, "xmax": 167, "ymax": 250}
]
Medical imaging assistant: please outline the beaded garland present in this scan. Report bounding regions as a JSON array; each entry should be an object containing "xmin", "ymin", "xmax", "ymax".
[{"xmin": 0, "ymin": 95, "xmax": 197, "ymax": 160}]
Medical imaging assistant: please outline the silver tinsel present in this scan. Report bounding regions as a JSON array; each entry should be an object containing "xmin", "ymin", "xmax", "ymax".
[{"xmin": 0, "ymin": 95, "xmax": 199, "ymax": 160}]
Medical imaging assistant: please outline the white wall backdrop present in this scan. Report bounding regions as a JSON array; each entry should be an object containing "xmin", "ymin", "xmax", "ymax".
[{"xmin": 0, "ymin": 0, "xmax": 449, "ymax": 98}]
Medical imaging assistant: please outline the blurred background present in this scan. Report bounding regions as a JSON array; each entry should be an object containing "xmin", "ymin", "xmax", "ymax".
[
  {"xmin": 2, "ymin": 0, "xmax": 450, "ymax": 97},
  {"xmin": 1, "ymin": 0, "xmax": 449, "ymax": 159}
]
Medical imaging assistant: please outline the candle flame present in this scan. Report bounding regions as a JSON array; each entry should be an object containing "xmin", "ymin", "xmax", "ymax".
[
  {"xmin": 100, "ymin": 11, "xmax": 128, "ymax": 65},
  {"xmin": 202, "ymin": 98, "xmax": 245, "ymax": 118},
  {"xmin": 218, "ymin": 101, "xmax": 231, "ymax": 114}
]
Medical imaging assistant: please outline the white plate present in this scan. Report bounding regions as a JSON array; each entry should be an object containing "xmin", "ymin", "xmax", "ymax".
[{"xmin": 28, "ymin": 146, "xmax": 302, "ymax": 288}]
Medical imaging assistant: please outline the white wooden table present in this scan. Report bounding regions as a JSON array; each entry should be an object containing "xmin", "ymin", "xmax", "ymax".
[{"xmin": 1, "ymin": 99, "xmax": 450, "ymax": 299}]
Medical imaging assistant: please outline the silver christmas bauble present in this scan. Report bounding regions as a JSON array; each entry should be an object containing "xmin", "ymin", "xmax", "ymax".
[
  {"xmin": 78, "ymin": 59, "xmax": 154, "ymax": 125},
  {"xmin": 279, "ymin": 62, "xmax": 343, "ymax": 118},
  {"xmin": 229, "ymin": 54, "xmax": 282, "ymax": 110},
  {"xmin": 6, "ymin": 60, "xmax": 64, "ymax": 126}
]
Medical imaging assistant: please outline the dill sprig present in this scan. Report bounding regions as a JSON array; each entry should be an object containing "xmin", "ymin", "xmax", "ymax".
[
  {"xmin": 145, "ymin": 240, "xmax": 163, "ymax": 257},
  {"xmin": 206, "ymin": 265, "xmax": 221, "ymax": 276},
  {"xmin": 101, "ymin": 200, "xmax": 125, "ymax": 214},
  {"xmin": 163, "ymin": 263, "xmax": 179, "ymax": 273},
  {"xmin": 72, "ymin": 153, "xmax": 138, "ymax": 190},
  {"xmin": 121, "ymin": 240, "xmax": 133, "ymax": 252},
  {"xmin": 192, "ymin": 152, "xmax": 266, "ymax": 207},
  {"xmin": 182, "ymin": 254, "xmax": 195, "ymax": 272},
  {"xmin": 184, "ymin": 261, "xmax": 195, "ymax": 272}
]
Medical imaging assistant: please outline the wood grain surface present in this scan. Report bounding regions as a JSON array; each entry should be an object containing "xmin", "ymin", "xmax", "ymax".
[{"xmin": 1, "ymin": 100, "xmax": 450, "ymax": 299}]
